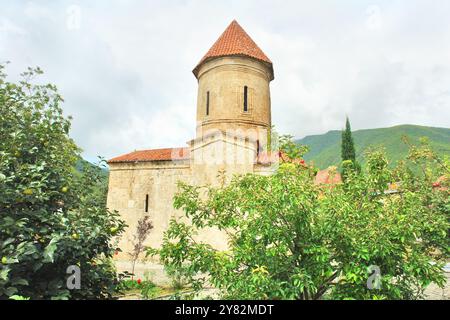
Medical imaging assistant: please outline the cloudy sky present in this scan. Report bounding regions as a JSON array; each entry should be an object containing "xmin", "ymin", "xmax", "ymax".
[{"xmin": 1, "ymin": 1, "xmax": 449, "ymax": 161}]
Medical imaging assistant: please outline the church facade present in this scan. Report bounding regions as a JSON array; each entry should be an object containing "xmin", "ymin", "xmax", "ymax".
[{"xmin": 106, "ymin": 20, "xmax": 279, "ymax": 277}]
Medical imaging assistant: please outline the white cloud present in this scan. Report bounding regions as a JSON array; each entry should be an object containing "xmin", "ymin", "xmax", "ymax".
[
  {"xmin": 0, "ymin": 18, "xmax": 26, "ymax": 35},
  {"xmin": 365, "ymin": 5, "xmax": 383, "ymax": 31},
  {"xmin": 23, "ymin": 2, "xmax": 52, "ymax": 19},
  {"xmin": 0, "ymin": 0, "xmax": 449, "ymax": 161}
]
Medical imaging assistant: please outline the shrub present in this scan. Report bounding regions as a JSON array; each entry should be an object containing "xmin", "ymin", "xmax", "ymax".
[
  {"xmin": 0, "ymin": 64, "xmax": 126, "ymax": 299},
  {"xmin": 149, "ymin": 138, "xmax": 449, "ymax": 300}
]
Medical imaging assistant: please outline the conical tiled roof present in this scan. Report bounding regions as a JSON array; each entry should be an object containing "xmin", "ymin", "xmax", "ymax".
[{"xmin": 193, "ymin": 20, "xmax": 273, "ymax": 79}]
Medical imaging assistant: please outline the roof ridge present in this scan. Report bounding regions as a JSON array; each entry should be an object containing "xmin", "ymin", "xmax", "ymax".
[
  {"xmin": 132, "ymin": 147, "xmax": 187, "ymax": 152},
  {"xmin": 108, "ymin": 147, "xmax": 190, "ymax": 163}
]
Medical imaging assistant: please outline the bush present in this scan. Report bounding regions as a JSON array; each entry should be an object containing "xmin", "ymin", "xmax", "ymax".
[
  {"xmin": 0, "ymin": 64, "xmax": 126, "ymax": 299},
  {"xmin": 149, "ymin": 138, "xmax": 449, "ymax": 300},
  {"xmin": 116, "ymin": 279, "xmax": 159, "ymax": 299}
]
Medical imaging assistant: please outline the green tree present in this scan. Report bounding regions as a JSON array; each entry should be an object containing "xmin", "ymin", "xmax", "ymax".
[
  {"xmin": 279, "ymin": 134, "xmax": 309, "ymax": 160},
  {"xmin": 0, "ymin": 64, "xmax": 126, "ymax": 299},
  {"xmin": 149, "ymin": 137, "xmax": 449, "ymax": 300},
  {"xmin": 341, "ymin": 117, "xmax": 356, "ymax": 162},
  {"xmin": 341, "ymin": 117, "xmax": 360, "ymax": 179}
]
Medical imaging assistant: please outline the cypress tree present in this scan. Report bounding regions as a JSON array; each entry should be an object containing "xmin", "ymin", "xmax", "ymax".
[
  {"xmin": 341, "ymin": 117, "xmax": 360, "ymax": 180},
  {"xmin": 341, "ymin": 117, "xmax": 356, "ymax": 162}
]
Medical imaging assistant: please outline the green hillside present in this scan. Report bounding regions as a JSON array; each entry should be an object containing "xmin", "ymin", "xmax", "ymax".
[
  {"xmin": 75, "ymin": 158, "xmax": 108, "ymax": 177},
  {"xmin": 296, "ymin": 125, "xmax": 450, "ymax": 169}
]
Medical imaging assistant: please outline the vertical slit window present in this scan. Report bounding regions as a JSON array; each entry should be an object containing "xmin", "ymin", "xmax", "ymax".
[
  {"xmin": 243, "ymin": 86, "xmax": 248, "ymax": 112},
  {"xmin": 206, "ymin": 91, "xmax": 210, "ymax": 116},
  {"xmin": 145, "ymin": 194, "xmax": 149, "ymax": 213}
]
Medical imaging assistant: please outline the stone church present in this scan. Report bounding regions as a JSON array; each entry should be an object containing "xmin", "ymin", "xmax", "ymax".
[{"xmin": 107, "ymin": 20, "xmax": 281, "ymax": 277}]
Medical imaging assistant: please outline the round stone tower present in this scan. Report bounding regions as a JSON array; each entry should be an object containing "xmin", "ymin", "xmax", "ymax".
[{"xmin": 192, "ymin": 20, "xmax": 274, "ymax": 143}]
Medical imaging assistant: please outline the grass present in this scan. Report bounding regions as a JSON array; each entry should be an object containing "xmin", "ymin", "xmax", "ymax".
[{"xmin": 115, "ymin": 279, "xmax": 189, "ymax": 300}]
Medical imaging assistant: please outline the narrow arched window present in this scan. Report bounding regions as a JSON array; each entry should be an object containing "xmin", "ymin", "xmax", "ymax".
[
  {"xmin": 243, "ymin": 86, "xmax": 248, "ymax": 112},
  {"xmin": 145, "ymin": 194, "xmax": 149, "ymax": 213},
  {"xmin": 206, "ymin": 91, "xmax": 210, "ymax": 116}
]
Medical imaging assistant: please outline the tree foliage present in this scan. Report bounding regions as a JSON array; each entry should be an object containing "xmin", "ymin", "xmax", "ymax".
[
  {"xmin": 341, "ymin": 117, "xmax": 361, "ymax": 179},
  {"xmin": 0, "ymin": 64, "xmax": 126, "ymax": 299},
  {"xmin": 341, "ymin": 117, "xmax": 356, "ymax": 162},
  {"xmin": 149, "ymin": 137, "xmax": 449, "ymax": 300}
]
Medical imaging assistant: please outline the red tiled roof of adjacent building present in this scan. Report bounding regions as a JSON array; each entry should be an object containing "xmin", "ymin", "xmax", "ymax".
[
  {"xmin": 193, "ymin": 20, "xmax": 273, "ymax": 78},
  {"xmin": 314, "ymin": 168, "xmax": 342, "ymax": 185},
  {"xmin": 256, "ymin": 151, "xmax": 307, "ymax": 166},
  {"xmin": 257, "ymin": 152, "xmax": 344, "ymax": 186},
  {"xmin": 108, "ymin": 147, "xmax": 190, "ymax": 163},
  {"xmin": 432, "ymin": 175, "xmax": 448, "ymax": 191}
]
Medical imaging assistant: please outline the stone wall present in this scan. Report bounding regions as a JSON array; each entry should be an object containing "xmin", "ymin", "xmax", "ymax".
[
  {"xmin": 107, "ymin": 136, "xmax": 267, "ymax": 282},
  {"xmin": 107, "ymin": 160, "xmax": 191, "ymax": 265},
  {"xmin": 195, "ymin": 56, "xmax": 272, "ymax": 140},
  {"xmin": 108, "ymin": 54, "xmax": 275, "ymax": 284}
]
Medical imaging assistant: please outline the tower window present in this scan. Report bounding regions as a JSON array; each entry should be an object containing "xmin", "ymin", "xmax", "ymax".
[
  {"xmin": 206, "ymin": 91, "xmax": 210, "ymax": 116},
  {"xmin": 243, "ymin": 86, "xmax": 248, "ymax": 112},
  {"xmin": 145, "ymin": 194, "xmax": 149, "ymax": 213}
]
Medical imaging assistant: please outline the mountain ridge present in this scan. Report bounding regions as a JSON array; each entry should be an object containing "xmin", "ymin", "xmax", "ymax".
[{"xmin": 295, "ymin": 124, "xmax": 450, "ymax": 169}]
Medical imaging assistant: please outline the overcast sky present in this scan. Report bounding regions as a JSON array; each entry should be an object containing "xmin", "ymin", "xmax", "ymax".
[{"xmin": 1, "ymin": 1, "xmax": 449, "ymax": 161}]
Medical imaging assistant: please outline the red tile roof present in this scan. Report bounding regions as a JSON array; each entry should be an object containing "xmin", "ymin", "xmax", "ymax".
[
  {"xmin": 108, "ymin": 147, "xmax": 190, "ymax": 163},
  {"xmin": 314, "ymin": 168, "xmax": 342, "ymax": 185},
  {"xmin": 432, "ymin": 175, "xmax": 448, "ymax": 191},
  {"xmin": 193, "ymin": 20, "xmax": 273, "ymax": 78},
  {"xmin": 256, "ymin": 151, "xmax": 307, "ymax": 166}
]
